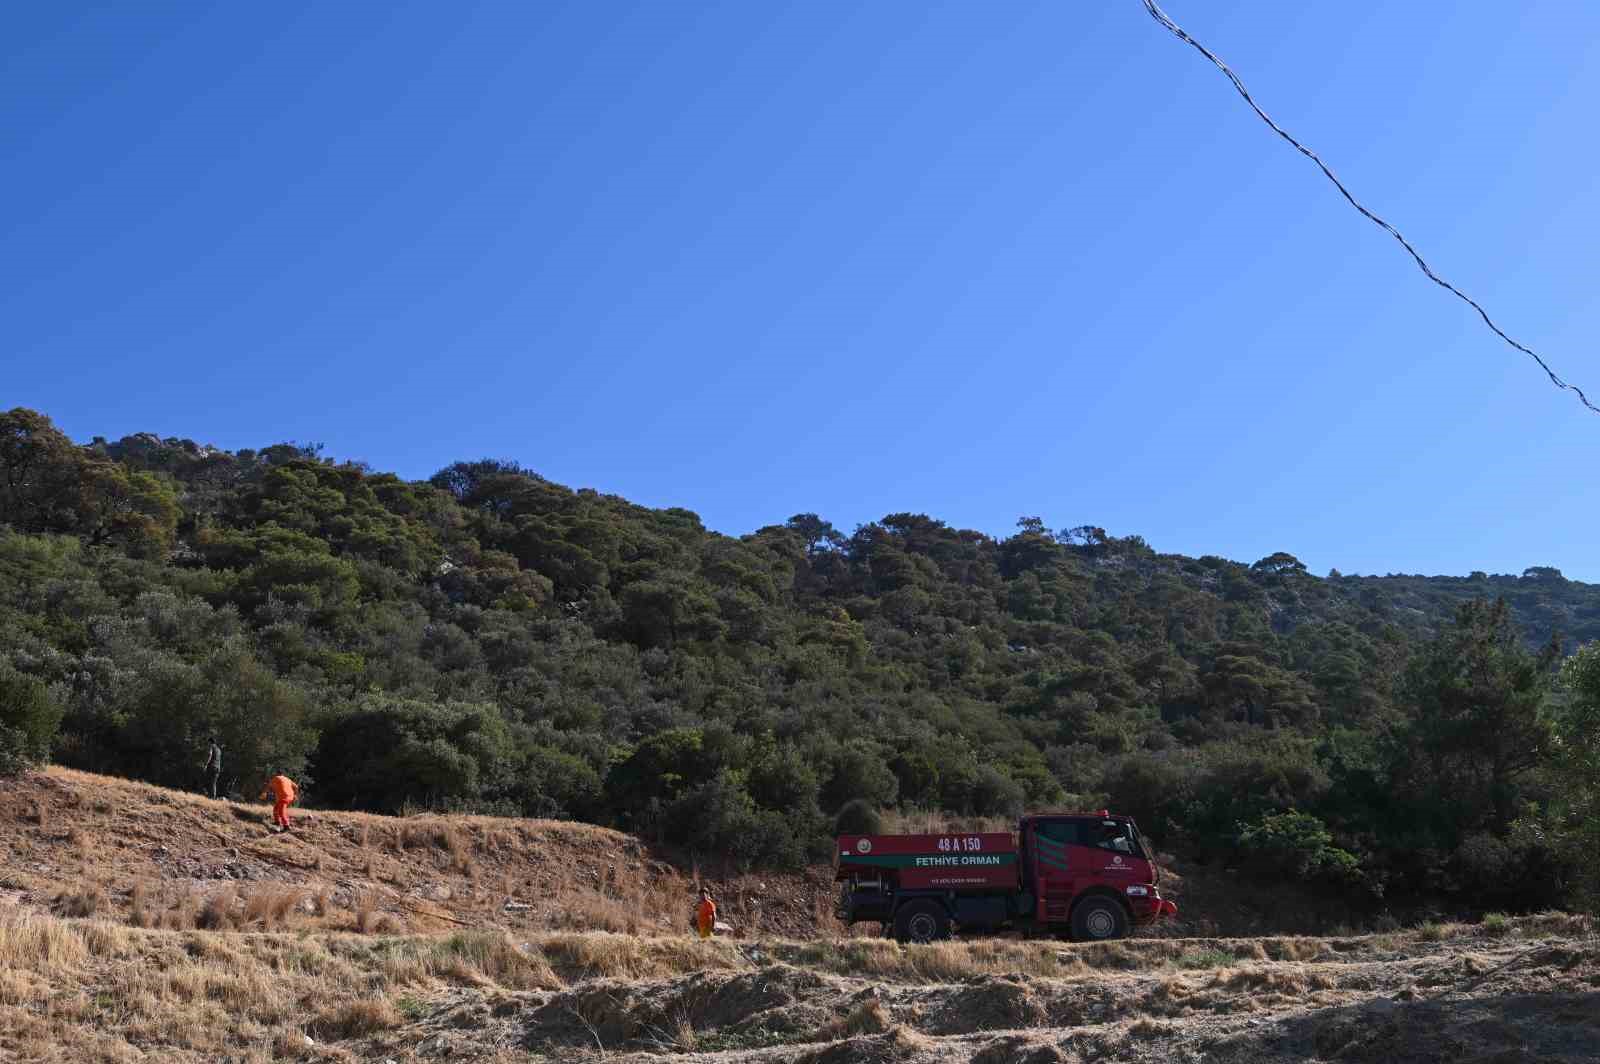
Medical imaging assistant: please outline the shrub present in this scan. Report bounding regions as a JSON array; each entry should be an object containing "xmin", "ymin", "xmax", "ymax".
[
  {"xmin": 0, "ymin": 664, "xmax": 63, "ymax": 774},
  {"xmin": 967, "ymin": 765, "xmax": 1026, "ymax": 818},
  {"xmin": 1236, "ymin": 810, "xmax": 1361, "ymax": 884},
  {"xmin": 311, "ymin": 696, "xmax": 514, "ymax": 813},
  {"xmin": 822, "ymin": 745, "xmax": 898, "ymax": 813},
  {"xmin": 834, "ymin": 799, "xmax": 883, "ymax": 837}
]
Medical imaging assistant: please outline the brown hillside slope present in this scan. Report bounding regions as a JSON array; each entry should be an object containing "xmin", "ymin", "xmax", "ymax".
[
  {"xmin": 4, "ymin": 768, "xmax": 1433, "ymax": 943},
  {"xmin": 1, "ymin": 768, "xmax": 835, "ymax": 939}
]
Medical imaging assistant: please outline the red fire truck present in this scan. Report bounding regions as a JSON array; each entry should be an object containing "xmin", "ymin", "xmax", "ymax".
[{"xmin": 834, "ymin": 811, "xmax": 1176, "ymax": 943}]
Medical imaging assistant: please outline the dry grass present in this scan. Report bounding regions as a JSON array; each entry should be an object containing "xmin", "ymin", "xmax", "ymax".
[
  {"xmin": 167, "ymin": 893, "xmax": 198, "ymax": 932},
  {"xmin": 52, "ymin": 886, "xmax": 105, "ymax": 919},
  {"xmin": 0, "ymin": 911, "xmax": 572, "ymax": 1062},
  {"xmin": 197, "ymin": 887, "xmax": 236, "ymax": 931},
  {"xmin": 310, "ymin": 997, "xmax": 403, "ymax": 1040},
  {"xmin": 129, "ymin": 881, "xmax": 152, "ymax": 929},
  {"xmin": 781, "ymin": 933, "xmax": 1343, "ymax": 984},
  {"xmin": 879, "ymin": 806, "xmax": 1014, "ymax": 836},
  {"xmin": 430, "ymin": 930, "xmax": 559, "ymax": 989},
  {"xmin": 353, "ymin": 891, "xmax": 383, "ymax": 935},
  {"xmin": 1, "ymin": 901, "xmax": 1594, "ymax": 1064},
  {"xmin": 538, "ymin": 931, "xmax": 744, "ymax": 982},
  {"xmin": 241, "ymin": 887, "xmax": 302, "ymax": 930},
  {"xmin": 1414, "ymin": 919, "xmax": 1473, "ymax": 942},
  {"xmin": 818, "ymin": 997, "xmax": 892, "ymax": 1040},
  {"xmin": 444, "ymin": 826, "xmax": 474, "ymax": 875}
]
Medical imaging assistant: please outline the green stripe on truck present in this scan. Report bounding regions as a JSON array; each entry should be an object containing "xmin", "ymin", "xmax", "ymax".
[{"xmin": 843, "ymin": 854, "xmax": 1019, "ymax": 869}]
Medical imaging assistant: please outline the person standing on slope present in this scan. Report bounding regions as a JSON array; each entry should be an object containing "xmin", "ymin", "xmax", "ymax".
[
  {"xmin": 259, "ymin": 771, "xmax": 298, "ymax": 833},
  {"xmin": 203, "ymin": 736, "xmax": 223, "ymax": 799},
  {"xmin": 696, "ymin": 888, "xmax": 717, "ymax": 940}
]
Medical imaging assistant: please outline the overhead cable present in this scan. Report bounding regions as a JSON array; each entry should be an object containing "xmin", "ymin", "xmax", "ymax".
[{"xmin": 1140, "ymin": 0, "xmax": 1599, "ymax": 415}]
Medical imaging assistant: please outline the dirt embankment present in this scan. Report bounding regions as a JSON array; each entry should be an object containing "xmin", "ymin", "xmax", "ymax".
[{"xmin": 0, "ymin": 767, "xmax": 835, "ymax": 939}]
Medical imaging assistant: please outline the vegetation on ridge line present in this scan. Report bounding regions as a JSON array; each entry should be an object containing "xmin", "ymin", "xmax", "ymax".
[{"xmin": 1, "ymin": 407, "xmax": 1597, "ymax": 915}]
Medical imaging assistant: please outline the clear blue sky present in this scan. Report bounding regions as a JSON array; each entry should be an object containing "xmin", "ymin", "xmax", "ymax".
[{"xmin": 5, "ymin": 2, "xmax": 1598, "ymax": 579}]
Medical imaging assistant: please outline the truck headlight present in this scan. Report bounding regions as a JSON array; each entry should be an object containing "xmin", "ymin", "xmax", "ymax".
[{"xmin": 1125, "ymin": 886, "xmax": 1149, "ymax": 896}]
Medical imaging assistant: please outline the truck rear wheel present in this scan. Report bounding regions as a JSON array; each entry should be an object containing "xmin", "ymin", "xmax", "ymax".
[
  {"xmin": 1070, "ymin": 896, "xmax": 1129, "ymax": 942},
  {"xmin": 893, "ymin": 900, "xmax": 950, "ymax": 944}
]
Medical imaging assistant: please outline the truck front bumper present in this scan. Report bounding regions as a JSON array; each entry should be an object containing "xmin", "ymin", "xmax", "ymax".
[{"xmin": 1129, "ymin": 894, "xmax": 1178, "ymax": 925}]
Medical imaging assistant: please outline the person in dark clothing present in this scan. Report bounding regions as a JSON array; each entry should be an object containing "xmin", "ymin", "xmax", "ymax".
[{"xmin": 203, "ymin": 737, "xmax": 223, "ymax": 799}]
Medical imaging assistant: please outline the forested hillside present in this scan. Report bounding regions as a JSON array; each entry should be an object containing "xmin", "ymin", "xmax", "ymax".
[{"xmin": 1, "ymin": 408, "xmax": 1595, "ymax": 914}]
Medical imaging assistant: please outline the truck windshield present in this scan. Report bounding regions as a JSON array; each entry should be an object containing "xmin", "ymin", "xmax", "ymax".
[{"xmin": 1095, "ymin": 821, "xmax": 1137, "ymax": 854}]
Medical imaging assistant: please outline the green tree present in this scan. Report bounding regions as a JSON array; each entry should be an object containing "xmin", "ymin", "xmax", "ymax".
[
  {"xmin": 0, "ymin": 408, "xmax": 78, "ymax": 531},
  {"xmin": 74, "ymin": 458, "xmax": 180, "ymax": 557},
  {"xmin": 1549, "ymin": 644, "xmax": 1600, "ymax": 910},
  {"xmin": 604, "ymin": 728, "xmax": 726, "ymax": 825},
  {"xmin": 1394, "ymin": 599, "xmax": 1555, "ymax": 833}
]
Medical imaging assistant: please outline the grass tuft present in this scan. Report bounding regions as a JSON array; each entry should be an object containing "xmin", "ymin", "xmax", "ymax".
[
  {"xmin": 310, "ymin": 997, "xmax": 403, "ymax": 1040},
  {"xmin": 52, "ymin": 886, "xmax": 105, "ymax": 919}
]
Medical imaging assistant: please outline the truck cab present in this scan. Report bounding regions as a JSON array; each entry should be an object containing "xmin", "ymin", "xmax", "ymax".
[
  {"xmin": 1020, "ymin": 812, "xmax": 1174, "ymax": 940},
  {"xmin": 835, "ymin": 810, "xmax": 1176, "ymax": 943}
]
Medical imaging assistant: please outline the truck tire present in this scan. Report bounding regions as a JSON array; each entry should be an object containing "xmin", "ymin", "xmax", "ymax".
[
  {"xmin": 893, "ymin": 900, "xmax": 950, "ymax": 944},
  {"xmin": 1070, "ymin": 896, "xmax": 1129, "ymax": 942}
]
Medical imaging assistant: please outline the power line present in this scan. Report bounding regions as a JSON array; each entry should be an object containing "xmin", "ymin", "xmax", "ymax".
[{"xmin": 1140, "ymin": 0, "xmax": 1599, "ymax": 416}]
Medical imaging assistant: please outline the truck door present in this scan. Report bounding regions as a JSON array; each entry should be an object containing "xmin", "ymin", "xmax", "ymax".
[
  {"xmin": 1078, "ymin": 818, "xmax": 1149, "ymax": 886},
  {"xmin": 1030, "ymin": 819, "xmax": 1081, "ymax": 924}
]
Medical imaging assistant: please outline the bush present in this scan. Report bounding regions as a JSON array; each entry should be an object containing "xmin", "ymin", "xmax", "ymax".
[
  {"xmin": 0, "ymin": 664, "xmax": 63, "ymax": 774},
  {"xmin": 1236, "ymin": 810, "xmax": 1361, "ymax": 885},
  {"xmin": 504, "ymin": 744, "xmax": 603, "ymax": 819},
  {"xmin": 968, "ymin": 765, "xmax": 1026, "ymax": 818},
  {"xmin": 660, "ymin": 771, "xmax": 811, "ymax": 869},
  {"xmin": 834, "ymin": 799, "xmax": 883, "ymax": 837},
  {"xmin": 822, "ymin": 745, "xmax": 898, "ymax": 813},
  {"xmin": 311, "ymin": 696, "xmax": 513, "ymax": 812}
]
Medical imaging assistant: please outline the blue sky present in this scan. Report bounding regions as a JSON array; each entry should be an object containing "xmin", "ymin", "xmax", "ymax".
[{"xmin": 4, "ymin": 2, "xmax": 1598, "ymax": 578}]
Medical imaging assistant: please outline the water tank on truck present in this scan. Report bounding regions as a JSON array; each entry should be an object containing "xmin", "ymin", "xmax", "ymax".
[{"xmin": 834, "ymin": 812, "xmax": 1176, "ymax": 943}]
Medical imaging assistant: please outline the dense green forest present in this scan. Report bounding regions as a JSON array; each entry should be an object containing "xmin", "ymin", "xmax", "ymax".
[{"xmin": 1, "ymin": 408, "xmax": 1595, "ymax": 913}]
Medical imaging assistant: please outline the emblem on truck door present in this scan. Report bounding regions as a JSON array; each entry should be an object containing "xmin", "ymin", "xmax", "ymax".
[{"xmin": 857, "ymin": 839, "xmax": 872, "ymax": 854}]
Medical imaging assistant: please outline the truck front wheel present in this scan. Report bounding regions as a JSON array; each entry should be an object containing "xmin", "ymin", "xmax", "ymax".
[
  {"xmin": 1071, "ymin": 896, "xmax": 1129, "ymax": 942},
  {"xmin": 894, "ymin": 900, "xmax": 950, "ymax": 944}
]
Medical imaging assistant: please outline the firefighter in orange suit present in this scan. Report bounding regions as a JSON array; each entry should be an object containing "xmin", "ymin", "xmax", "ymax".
[
  {"xmin": 696, "ymin": 889, "xmax": 717, "ymax": 939},
  {"xmin": 259, "ymin": 772, "xmax": 298, "ymax": 833}
]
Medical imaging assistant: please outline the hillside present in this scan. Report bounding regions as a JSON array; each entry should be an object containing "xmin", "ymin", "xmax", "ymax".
[
  {"xmin": 3, "ymin": 770, "xmax": 1596, "ymax": 1063},
  {"xmin": 2, "ymin": 406, "xmax": 1599, "ymax": 918},
  {"xmin": 2, "ymin": 768, "xmax": 836, "ymax": 941}
]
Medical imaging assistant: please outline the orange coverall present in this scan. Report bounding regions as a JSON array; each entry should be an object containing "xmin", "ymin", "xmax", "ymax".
[
  {"xmin": 259, "ymin": 775, "xmax": 297, "ymax": 828},
  {"xmin": 696, "ymin": 896, "xmax": 716, "ymax": 939}
]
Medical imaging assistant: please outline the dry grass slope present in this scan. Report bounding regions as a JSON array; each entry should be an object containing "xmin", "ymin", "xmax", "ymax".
[{"xmin": 0, "ymin": 767, "xmax": 836, "ymax": 940}]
